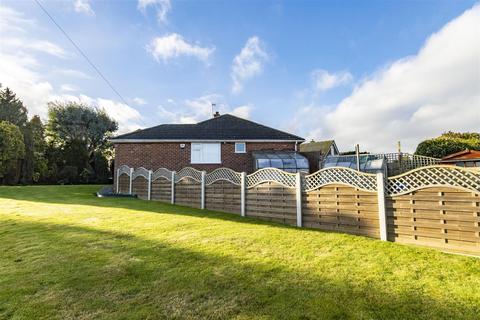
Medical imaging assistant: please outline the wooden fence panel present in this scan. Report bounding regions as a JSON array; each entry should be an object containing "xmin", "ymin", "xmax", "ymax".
[
  {"xmin": 151, "ymin": 177, "xmax": 171, "ymax": 203},
  {"xmin": 205, "ymin": 180, "xmax": 241, "ymax": 214},
  {"xmin": 118, "ymin": 175, "xmax": 130, "ymax": 194},
  {"xmin": 386, "ymin": 187, "xmax": 480, "ymax": 255},
  {"xmin": 302, "ymin": 184, "xmax": 380, "ymax": 238},
  {"xmin": 175, "ymin": 177, "xmax": 201, "ymax": 208},
  {"xmin": 246, "ymin": 181, "xmax": 297, "ymax": 225},
  {"xmin": 132, "ymin": 176, "xmax": 148, "ymax": 199}
]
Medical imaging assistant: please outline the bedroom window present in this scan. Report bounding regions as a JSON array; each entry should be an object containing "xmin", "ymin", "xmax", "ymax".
[
  {"xmin": 235, "ymin": 142, "xmax": 246, "ymax": 153},
  {"xmin": 191, "ymin": 143, "xmax": 221, "ymax": 164}
]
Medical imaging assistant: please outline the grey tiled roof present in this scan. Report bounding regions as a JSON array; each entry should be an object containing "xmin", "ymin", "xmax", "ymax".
[{"xmin": 112, "ymin": 114, "xmax": 304, "ymax": 141}]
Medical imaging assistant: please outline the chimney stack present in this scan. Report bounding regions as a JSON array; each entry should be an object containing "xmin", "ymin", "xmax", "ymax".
[{"xmin": 213, "ymin": 111, "xmax": 220, "ymax": 118}]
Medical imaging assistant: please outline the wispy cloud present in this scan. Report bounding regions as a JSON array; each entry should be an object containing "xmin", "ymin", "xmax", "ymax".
[
  {"xmin": 138, "ymin": 0, "xmax": 171, "ymax": 24},
  {"xmin": 74, "ymin": 0, "xmax": 95, "ymax": 16},
  {"xmin": 53, "ymin": 68, "xmax": 92, "ymax": 79},
  {"xmin": 147, "ymin": 33, "xmax": 214, "ymax": 63},
  {"xmin": 157, "ymin": 94, "xmax": 253, "ymax": 124},
  {"xmin": 311, "ymin": 69, "xmax": 353, "ymax": 92},
  {"xmin": 133, "ymin": 97, "xmax": 147, "ymax": 105},
  {"xmin": 294, "ymin": 4, "xmax": 480, "ymax": 152},
  {"xmin": 231, "ymin": 36, "xmax": 269, "ymax": 94}
]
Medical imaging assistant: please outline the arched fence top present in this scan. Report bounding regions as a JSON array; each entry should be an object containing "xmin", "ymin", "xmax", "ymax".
[
  {"xmin": 304, "ymin": 167, "xmax": 377, "ymax": 193},
  {"xmin": 117, "ymin": 165, "xmax": 131, "ymax": 177},
  {"xmin": 205, "ymin": 168, "xmax": 242, "ymax": 186},
  {"xmin": 386, "ymin": 165, "xmax": 480, "ymax": 196},
  {"xmin": 132, "ymin": 167, "xmax": 150, "ymax": 180},
  {"xmin": 175, "ymin": 167, "xmax": 203, "ymax": 183},
  {"xmin": 152, "ymin": 168, "xmax": 174, "ymax": 181},
  {"xmin": 246, "ymin": 167, "xmax": 297, "ymax": 189}
]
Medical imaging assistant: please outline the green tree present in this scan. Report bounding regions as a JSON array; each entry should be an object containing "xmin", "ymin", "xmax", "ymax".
[
  {"xmin": 415, "ymin": 131, "xmax": 480, "ymax": 158},
  {"xmin": 46, "ymin": 101, "xmax": 118, "ymax": 183},
  {"xmin": 0, "ymin": 121, "xmax": 25, "ymax": 184},
  {"xmin": 29, "ymin": 116, "xmax": 48, "ymax": 182},
  {"xmin": 0, "ymin": 87, "xmax": 28, "ymax": 127}
]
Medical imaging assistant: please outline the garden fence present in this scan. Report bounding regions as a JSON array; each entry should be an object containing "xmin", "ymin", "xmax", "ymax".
[{"xmin": 116, "ymin": 165, "xmax": 480, "ymax": 255}]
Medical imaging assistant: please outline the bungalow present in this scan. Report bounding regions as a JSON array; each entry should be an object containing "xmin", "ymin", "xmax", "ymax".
[
  {"xmin": 440, "ymin": 149, "xmax": 480, "ymax": 168},
  {"xmin": 111, "ymin": 112, "xmax": 306, "ymax": 179}
]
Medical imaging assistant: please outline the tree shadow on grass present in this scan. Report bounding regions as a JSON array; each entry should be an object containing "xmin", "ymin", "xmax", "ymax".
[{"xmin": 1, "ymin": 219, "xmax": 478, "ymax": 320}]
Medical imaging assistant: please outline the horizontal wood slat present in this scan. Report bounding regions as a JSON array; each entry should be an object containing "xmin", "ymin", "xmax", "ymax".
[
  {"xmin": 132, "ymin": 177, "xmax": 148, "ymax": 199},
  {"xmin": 205, "ymin": 180, "xmax": 241, "ymax": 214},
  {"xmin": 386, "ymin": 187, "xmax": 480, "ymax": 254},
  {"xmin": 175, "ymin": 177, "xmax": 201, "ymax": 208},
  {"xmin": 151, "ymin": 177, "xmax": 171, "ymax": 203},
  {"xmin": 246, "ymin": 181, "xmax": 296, "ymax": 225},
  {"xmin": 302, "ymin": 184, "xmax": 380, "ymax": 238},
  {"xmin": 118, "ymin": 175, "xmax": 130, "ymax": 194}
]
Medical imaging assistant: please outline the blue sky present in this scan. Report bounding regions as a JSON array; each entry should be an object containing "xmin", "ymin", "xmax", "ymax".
[{"xmin": 1, "ymin": 0, "xmax": 479, "ymax": 152}]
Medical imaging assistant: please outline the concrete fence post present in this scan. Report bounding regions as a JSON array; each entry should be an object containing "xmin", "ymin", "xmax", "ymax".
[
  {"xmin": 376, "ymin": 171, "xmax": 388, "ymax": 241},
  {"xmin": 241, "ymin": 172, "xmax": 246, "ymax": 217},
  {"xmin": 201, "ymin": 171, "xmax": 206, "ymax": 209},
  {"xmin": 129, "ymin": 167, "xmax": 134, "ymax": 195},
  {"xmin": 171, "ymin": 171, "xmax": 175, "ymax": 204},
  {"xmin": 147, "ymin": 170, "xmax": 152, "ymax": 200},
  {"xmin": 296, "ymin": 172, "xmax": 302, "ymax": 227},
  {"xmin": 116, "ymin": 168, "xmax": 120, "ymax": 194}
]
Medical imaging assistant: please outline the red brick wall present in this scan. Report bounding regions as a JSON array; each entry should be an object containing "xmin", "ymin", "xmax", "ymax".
[{"xmin": 114, "ymin": 141, "xmax": 296, "ymax": 183}]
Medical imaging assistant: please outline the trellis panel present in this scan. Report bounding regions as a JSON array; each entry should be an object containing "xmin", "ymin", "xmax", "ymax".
[
  {"xmin": 302, "ymin": 184, "xmax": 380, "ymax": 238},
  {"xmin": 386, "ymin": 187, "xmax": 480, "ymax": 255},
  {"xmin": 246, "ymin": 181, "xmax": 297, "ymax": 225},
  {"xmin": 132, "ymin": 176, "xmax": 148, "ymax": 199},
  {"xmin": 118, "ymin": 175, "xmax": 130, "ymax": 194},
  {"xmin": 205, "ymin": 180, "xmax": 241, "ymax": 214},
  {"xmin": 175, "ymin": 177, "xmax": 201, "ymax": 208},
  {"xmin": 151, "ymin": 177, "xmax": 171, "ymax": 202}
]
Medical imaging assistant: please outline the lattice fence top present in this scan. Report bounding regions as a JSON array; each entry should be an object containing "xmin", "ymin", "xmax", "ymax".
[
  {"xmin": 152, "ymin": 168, "xmax": 173, "ymax": 181},
  {"xmin": 304, "ymin": 167, "xmax": 377, "ymax": 192},
  {"xmin": 386, "ymin": 165, "xmax": 480, "ymax": 196},
  {"xmin": 117, "ymin": 165, "xmax": 131, "ymax": 176},
  {"xmin": 175, "ymin": 167, "xmax": 203, "ymax": 183},
  {"xmin": 246, "ymin": 168, "xmax": 297, "ymax": 189},
  {"xmin": 132, "ymin": 167, "xmax": 150, "ymax": 180},
  {"xmin": 205, "ymin": 168, "xmax": 241, "ymax": 185}
]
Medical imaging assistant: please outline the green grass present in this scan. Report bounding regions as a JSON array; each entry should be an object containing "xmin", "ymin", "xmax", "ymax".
[{"xmin": 0, "ymin": 185, "xmax": 479, "ymax": 320}]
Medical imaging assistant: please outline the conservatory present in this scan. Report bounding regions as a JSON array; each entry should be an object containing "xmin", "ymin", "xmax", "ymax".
[{"xmin": 252, "ymin": 151, "xmax": 309, "ymax": 173}]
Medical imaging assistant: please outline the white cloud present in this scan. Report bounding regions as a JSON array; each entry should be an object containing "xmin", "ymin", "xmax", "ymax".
[
  {"xmin": 138, "ymin": 0, "xmax": 171, "ymax": 24},
  {"xmin": 311, "ymin": 69, "xmax": 353, "ymax": 92},
  {"xmin": 133, "ymin": 97, "xmax": 147, "ymax": 105},
  {"xmin": 60, "ymin": 84, "xmax": 79, "ymax": 92},
  {"xmin": 147, "ymin": 33, "xmax": 215, "ymax": 63},
  {"xmin": 0, "ymin": 5, "xmax": 143, "ymax": 134},
  {"xmin": 295, "ymin": 4, "xmax": 480, "ymax": 153},
  {"xmin": 2, "ymin": 38, "xmax": 68, "ymax": 58},
  {"xmin": 231, "ymin": 36, "xmax": 269, "ymax": 94},
  {"xmin": 74, "ymin": 0, "xmax": 95, "ymax": 16},
  {"xmin": 53, "ymin": 68, "xmax": 92, "ymax": 79},
  {"xmin": 156, "ymin": 94, "xmax": 253, "ymax": 124}
]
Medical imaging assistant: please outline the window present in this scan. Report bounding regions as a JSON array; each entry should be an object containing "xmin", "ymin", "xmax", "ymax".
[
  {"xmin": 191, "ymin": 143, "xmax": 221, "ymax": 164},
  {"xmin": 235, "ymin": 142, "xmax": 246, "ymax": 153}
]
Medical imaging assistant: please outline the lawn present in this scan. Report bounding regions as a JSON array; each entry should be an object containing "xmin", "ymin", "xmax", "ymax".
[{"xmin": 0, "ymin": 185, "xmax": 479, "ymax": 320}]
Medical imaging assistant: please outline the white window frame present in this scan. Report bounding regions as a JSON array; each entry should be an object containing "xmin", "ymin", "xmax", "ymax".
[
  {"xmin": 235, "ymin": 142, "xmax": 246, "ymax": 154},
  {"xmin": 191, "ymin": 143, "xmax": 221, "ymax": 164}
]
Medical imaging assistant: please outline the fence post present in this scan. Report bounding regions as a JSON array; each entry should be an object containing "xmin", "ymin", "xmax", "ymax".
[
  {"xmin": 171, "ymin": 171, "xmax": 175, "ymax": 204},
  {"xmin": 129, "ymin": 167, "xmax": 133, "ymax": 195},
  {"xmin": 147, "ymin": 170, "xmax": 152, "ymax": 200},
  {"xmin": 296, "ymin": 172, "xmax": 302, "ymax": 227},
  {"xmin": 376, "ymin": 171, "xmax": 388, "ymax": 241},
  {"xmin": 116, "ymin": 168, "xmax": 120, "ymax": 193},
  {"xmin": 241, "ymin": 172, "xmax": 246, "ymax": 217},
  {"xmin": 201, "ymin": 171, "xmax": 206, "ymax": 209}
]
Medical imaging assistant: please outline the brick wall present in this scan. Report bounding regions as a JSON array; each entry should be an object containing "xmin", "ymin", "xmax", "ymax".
[{"xmin": 114, "ymin": 141, "xmax": 296, "ymax": 183}]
